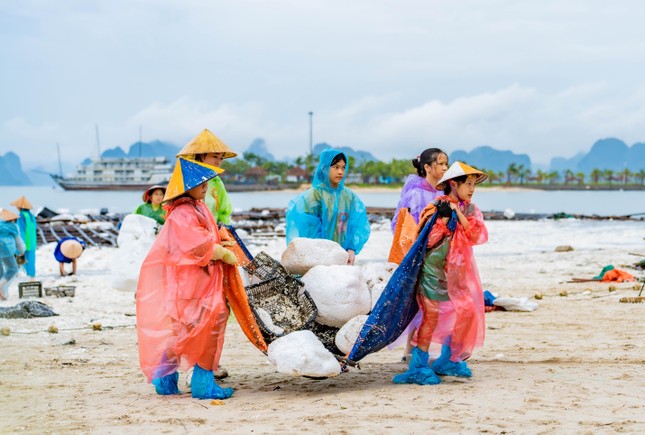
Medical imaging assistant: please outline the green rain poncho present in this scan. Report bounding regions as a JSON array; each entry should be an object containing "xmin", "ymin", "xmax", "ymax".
[
  {"xmin": 134, "ymin": 203, "xmax": 166, "ymax": 225},
  {"xmin": 204, "ymin": 177, "xmax": 232, "ymax": 225}
]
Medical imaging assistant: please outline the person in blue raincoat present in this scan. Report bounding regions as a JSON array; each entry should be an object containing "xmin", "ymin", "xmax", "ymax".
[
  {"xmin": 286, "ymin": 148, "xmax": 370, "ymax": 265},
  {"xmin": 11, "ymin": 196, "xmax": 38, "ymax": 279},
  {"xmin": 0, "ymin": 209, "xmax": 26, "ymax": 300}
]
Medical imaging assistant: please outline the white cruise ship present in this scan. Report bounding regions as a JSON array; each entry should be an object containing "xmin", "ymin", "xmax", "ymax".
[{"xmin": 50, "ymin": 156, "xmax": 173, "ymax": 190}]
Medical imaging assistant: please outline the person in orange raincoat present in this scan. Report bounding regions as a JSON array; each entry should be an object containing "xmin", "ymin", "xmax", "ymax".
[
  {"xmin": 393, "ymin": 161, "xmax": 488, "ymax": 385},
  {"xmin": 136, "ymin": 157, "xmax": 238, "ymax": 399}
]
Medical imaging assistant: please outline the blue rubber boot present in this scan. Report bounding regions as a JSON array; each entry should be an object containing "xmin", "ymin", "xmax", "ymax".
[
  {"xmin": 191, "ymin": 365, "xmax": 234, "ymax": 400},
  {"xmin": 392, "ymin": 347, "xmax": 441, "ymax": 385},
  {"xmin": 431, "ymin": 343, "xmax": 472, "ymax": 377},
  {"xmin": 152, "ymin": 371, "xmax": 180, "ymax": 395}
]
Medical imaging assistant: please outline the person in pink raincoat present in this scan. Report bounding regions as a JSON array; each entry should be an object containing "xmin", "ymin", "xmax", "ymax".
[
  {"xmin": 136, "ymin": 157, "xmax": 238, "ymax": 399},
  {"xmin": 393, "ymin": 161, "xmax": 488, "ymax": 385}
]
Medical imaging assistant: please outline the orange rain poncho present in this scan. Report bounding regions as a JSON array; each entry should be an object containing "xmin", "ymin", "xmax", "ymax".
[{"xmin": 136, "ymin": 197, "xmax": 229, "ymax": 383}]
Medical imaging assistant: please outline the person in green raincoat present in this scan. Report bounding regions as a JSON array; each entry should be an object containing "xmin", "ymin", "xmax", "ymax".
[
  {"xmin": 176, "ymin": 129, "xmax": 237, "ymax": 225},
  {"xmin": 134, "ymin": 185, "xmax": 167, "ymax": 225}
]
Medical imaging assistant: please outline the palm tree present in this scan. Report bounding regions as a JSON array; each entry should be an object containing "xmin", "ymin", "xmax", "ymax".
[
  {"xmin": 619, "ymin": 168, "xmax": 632, "ymax": 185},
  {"xmin": 506, "ymin": 163, "xmax": 518, "ymax": 185},
  {"xmin": 636, "ymin": 169, "xmax": 645, "ymax": 185},
  {"xmin": 547, "ymin": 171, "xmax": 559, "ymax": 185},
  {"xmin": 536, "ymin": 169, "xmax": 547, "ymax": 185},
  {"xmin": 576, "ymin": 172, "xmax": 585, "ymax": 185},
  {"xmin": 603, "ymin": 169, "xmax": 614, "ymax": 185},
  {"xmin": 517, "ymin": 165, "xmax": 530, "ymax": 185},
  {"xmin": 564, "ymin": 169, "xmax": 575, "ymax": 185},
  {"xmin": 590, "ymin": 168, "xmax": 602, "ymax": 184}
]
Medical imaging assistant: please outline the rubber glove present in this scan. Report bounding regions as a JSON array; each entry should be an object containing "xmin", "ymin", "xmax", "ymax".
[{"xmin": 212, "ymin": 244, "xmax": 237, "ymax": 265}]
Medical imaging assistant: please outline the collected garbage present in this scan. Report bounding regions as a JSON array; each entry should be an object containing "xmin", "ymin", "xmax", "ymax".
[{"xmin": 0, "ymin": 301, "xmax": 58, "ymax": 319}]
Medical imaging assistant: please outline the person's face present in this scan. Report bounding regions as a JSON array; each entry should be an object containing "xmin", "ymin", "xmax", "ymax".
[
  {"xmin": 328, "ymin": 159, "xmax": 346, "ymax": 188},
  {"xmin": 187, "ymin": 182, "xmax": 208, "ymax": 200},
  {"xmin": 425, "ymin": 153, "xmax": 449, "ymax": 180},
  {"xmin": 201, "ymin": 152, "xmax": 225, "ymax": 168},
  {"xmin": 150, "ymin": 189, "xmax": 164, "ymax": 205},
  {"xmin": 453, "ymin": 175, "xmax": 478, "ymax": 202}
]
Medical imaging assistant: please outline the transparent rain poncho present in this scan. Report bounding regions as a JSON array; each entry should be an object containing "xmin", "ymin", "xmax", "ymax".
[
  {"xmin": 136, "ymin": 197, "xmax": 229, "ymax": 383},
  {"xmin": 391, "ymin": 174, "xmax": 443, "ymax": 232},
  {"xmin": 285, "ymin": 149, "xmax": 370, "ymax": 254}
]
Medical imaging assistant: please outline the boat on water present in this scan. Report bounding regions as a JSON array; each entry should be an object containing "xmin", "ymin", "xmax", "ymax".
[{"xmin": 50, "ymin": 156, "xmax": 173, "ymax": 191}]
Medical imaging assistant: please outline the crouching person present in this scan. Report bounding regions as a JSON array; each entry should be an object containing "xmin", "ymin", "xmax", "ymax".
[{"xmin": 136, "ymin": 157, "xmax": 238, "ymax": 399}]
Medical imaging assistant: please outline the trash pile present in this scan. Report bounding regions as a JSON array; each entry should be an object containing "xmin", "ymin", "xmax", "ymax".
[{"xmin": 249, "ymin": 238, "xmax": 396, "ymax": 378}]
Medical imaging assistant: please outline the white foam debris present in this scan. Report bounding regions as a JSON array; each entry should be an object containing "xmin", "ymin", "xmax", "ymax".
[
  {"xmin": 281, "ymin": 238, "xmax": 349, "ymax": 275},
  {"xmin": 335, "ymin": 314, "xmax": 368, "ymax": 354},
  {"xmin": 301, "ymin": 265, "xmax": 371, "ymax": 328},
  {"xmin": 267, "ymin": 330, "xmax": 341, "ymax": 377},
  {"xmin": 360, "ymin": 262, "xmax": 397, "ymax": 309},
  {"xmin": 256, "ymin": 307, "xmax": 285, "ymax": 336},
  {"xmin": 110, "ymin": 214, "xmax": 158, "ymax": 292}
]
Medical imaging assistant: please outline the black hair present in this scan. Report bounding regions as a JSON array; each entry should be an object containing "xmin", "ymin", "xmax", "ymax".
[
  {"xmin": 412, "ymin": 148, "xmax": 447, "ymax": 177},
  {"xmin": 330, "ymin": 153, "xmax": 347, "ymax": 166},
  {"xmin": 443, "ymin": 175, "xmax": 468, "ymax": 195}
]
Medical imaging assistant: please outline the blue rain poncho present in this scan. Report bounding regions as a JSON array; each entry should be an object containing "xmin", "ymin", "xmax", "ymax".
[{"xmin": 285, "ymin": 148, "xmax": 370, "ymax": 254}]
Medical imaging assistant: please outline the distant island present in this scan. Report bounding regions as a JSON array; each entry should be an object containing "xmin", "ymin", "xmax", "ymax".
[{"xmin": 1, "ymin": 137, "xmax": 643, "ymax": 190}]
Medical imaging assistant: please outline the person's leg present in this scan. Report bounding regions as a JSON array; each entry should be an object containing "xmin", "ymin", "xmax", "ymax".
[
  {"xmin": 0, "ymin": 258, "xmax": 7, "ymax": 300},
  {"xmin": 190, "ymin": 365, "xmax": 234, "ymax": 399},
  {"xmin": 0, "ymin": 256, "xmax": 19, "ymax": 298},
  {"xmin": 59, "ymin": 262, "xmax": 66, "ymax": 276},
  {"xmin": 392, "ymin": 295, "xmax": 441, "ymax": 385},
  {"xmin": 71, "ymin": 259, "xmax": 77, "ymax": 276}
]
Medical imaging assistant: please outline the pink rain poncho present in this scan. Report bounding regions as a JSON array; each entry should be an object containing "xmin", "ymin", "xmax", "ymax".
[
  {"xmin": 391, "ymin": 174, "xmax": 443, "ymax": 232},
  {"xmin": 136, "ymin": 197, "xmax": 228, "ymax": 383},
  {"xmin": 415, "ymin": 196, "xmax": 488, "ymax": 361}
]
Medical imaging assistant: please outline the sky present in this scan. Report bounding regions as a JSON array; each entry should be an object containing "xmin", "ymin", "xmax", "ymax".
[{"xmin": 2, "ymin": 0, "xmax": 645, "ymax": 168}]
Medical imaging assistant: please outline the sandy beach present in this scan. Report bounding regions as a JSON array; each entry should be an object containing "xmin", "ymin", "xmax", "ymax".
[{"xmin": 1, "ymin": 219, "xmax": 644, "ymax": 434}]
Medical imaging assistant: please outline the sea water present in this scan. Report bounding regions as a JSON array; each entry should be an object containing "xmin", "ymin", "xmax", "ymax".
[{"xmin": 0, "ymin": 186, "xmax": 644, "ymax": 217}]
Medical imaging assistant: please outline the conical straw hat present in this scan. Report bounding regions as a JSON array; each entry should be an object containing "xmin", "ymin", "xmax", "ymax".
[
  {"xmin": 163, "ymin": 157, "xmax": 225, "ymax": 202},
  {"xmin": 436, "ymin": 161, "xmax": 488, "ymax": 190},
  {"xmin": 141, "ymin": 185, "xmax": 167, "ymax": 203},
  {"xmin": 10, "ymin": 196, "xmax": 33, "ymax": 210},
  {"xmin": 60, "ymin": 239, "xmax": 84, "ymax": 259},
  {"xmin": 0, "ymin": 208, "xmax": 20, "ymax": 221},
  {"xmin": 176, "ymin": 129, "xmax": 238, "ymax": 159}
]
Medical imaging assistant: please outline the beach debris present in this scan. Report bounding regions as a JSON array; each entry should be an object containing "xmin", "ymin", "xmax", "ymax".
[
  {"xmin": 619, "ymin": 297, "xmax": 645, "ymax": 303},
  {"xmin": 608, "ymin": 285, "xmax": 617, "ymax": 292},
  {"xmin": 267, "ymin": 330, "xmax": 341, "ymax": 378},
  {"xmin": 210, "ymin": 400, "xmax": 225, "ymax": 406},
  {"xmin": 0, "ymin": 301, "xmax": 59, "ymax": 319},
  {"xmin": 281, "ymin": 238, "xmax": 349, "ymax": 275},
  {"xmin": 503, "ymin": 208, "xmax": 515, "ymax": 219},
  {"xmin": 559, "ymin": 290, "xmax": 569, "ymax": 297},
  {"xmin": 44, "ymin": 286, "xmax": 76, "ymax": 297},
  {"xmin": 91, "ymin": 322, "xmax": 103, "ymax": 331},
  {"xmin": 0, "ymin": 326, "xmax": 10, "ymax": 336},
  {"xmin": 301, "ymin": 265, "xmax": 371, "ymax": 328},
  {"xmin": 492, "ymin": 297, "xmax": 538, "ymax": 312},
  {"xmin": 534, "ymin": 292, "xmax": 543, "ymax": 300},
  {"xmin": 335, "ymin": 315, "xmax": 368, "ymax": 354},
  {"xmin": 48, "ymin": 324, "xmax": 59, "ymax": 334},
  {"xmin": 360, "ymin": 262, "xmax": 397, "ymax": 309},
  {"xmin": 111, "ymin": 214, "xmax": 158, "ymax": 292},
  {"xmin": 256, "ymin": 307, "xmax": 285, "ymax": 336},
  {"xmin": 555, "ymin": 245, "xmax": 574, "ymax": 252}
]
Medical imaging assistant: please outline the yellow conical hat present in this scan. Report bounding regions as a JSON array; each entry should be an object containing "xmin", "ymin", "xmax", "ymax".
[
  {"xmin": 0, "ymin": 208, "xmax": 20, "ymax": 221},
  {"xmin": 436, "ymin": 161, "xmax": 488, "ymax": 190},
  {"xmin": 163, "ymin": 157, "xmax": 225, "ymax": 202},
  {"xmin": 176, "ymin": 129, "xmax": 238, "ymax": 159},
  {"xmin": 10, "ymin": 196, "xmax": 33, "ymax": 210}
]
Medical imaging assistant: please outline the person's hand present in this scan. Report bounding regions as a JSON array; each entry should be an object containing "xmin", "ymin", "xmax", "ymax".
[
  {"xmin": 347, "ymin": 250, "xmax": 356, "ymax": 265},
  {"xmin": 221, "ymin": 240, "xmax": 236, "ymax": 247},
  {"xmin": 212, "ymin": 244, "xmax": 237, "ymax": 265},
  {"xmin": 449, "ymin": 202, "xmax": 458, "ymax": 211}
]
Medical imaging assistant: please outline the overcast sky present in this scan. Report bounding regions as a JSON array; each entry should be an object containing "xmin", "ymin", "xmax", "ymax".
[{"xmin": 2, "ymin": 0, "xmax": 645, "ymax": 167}]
